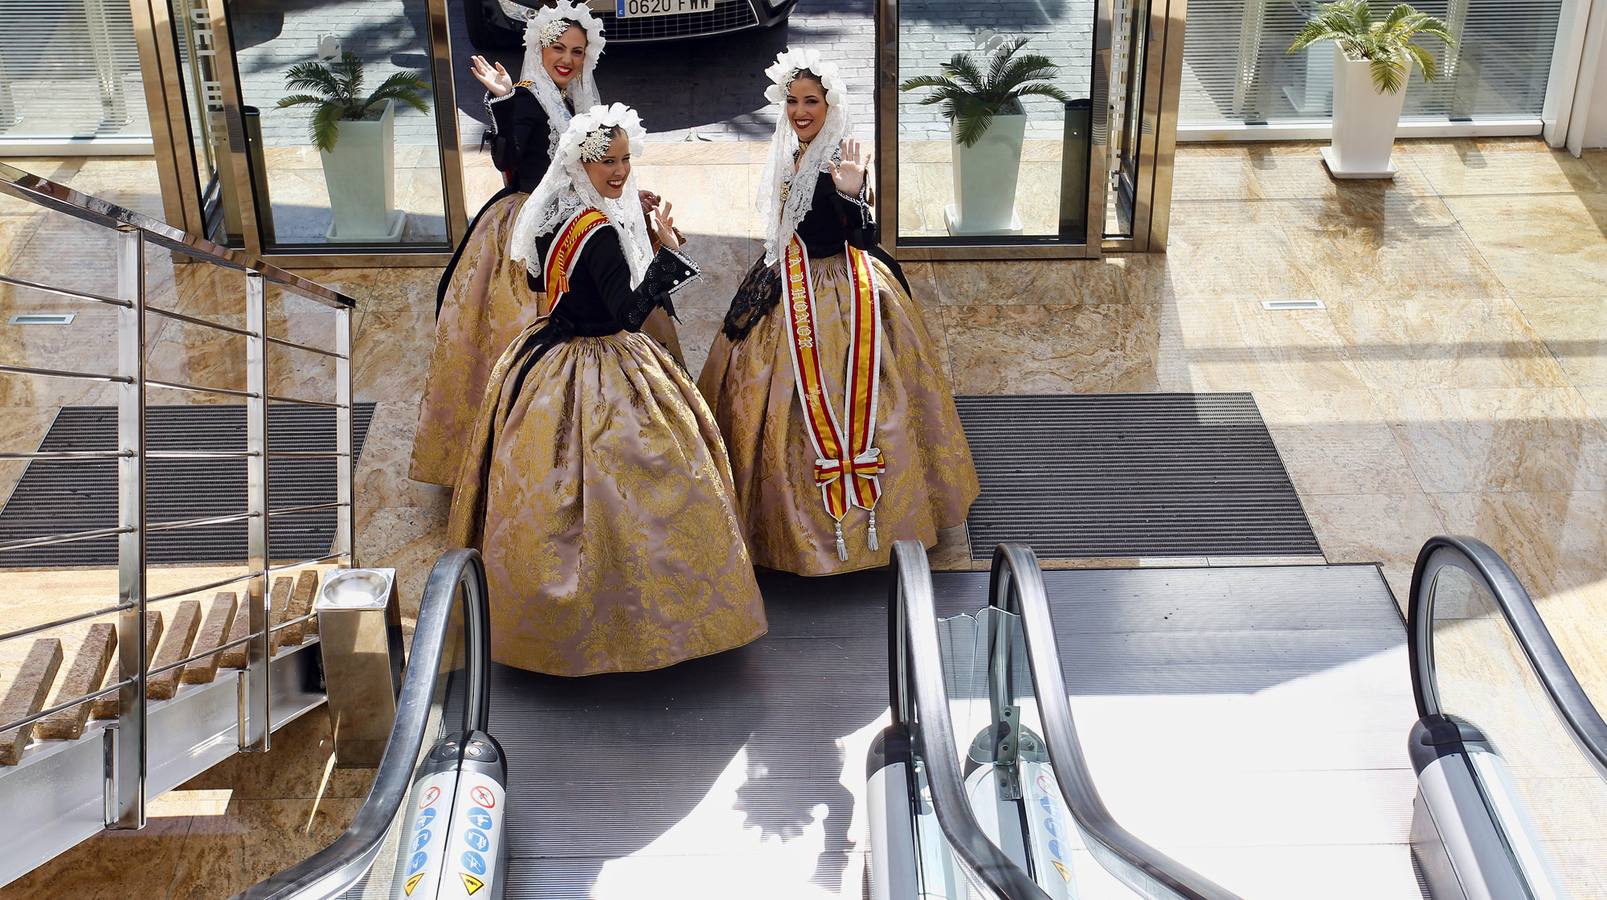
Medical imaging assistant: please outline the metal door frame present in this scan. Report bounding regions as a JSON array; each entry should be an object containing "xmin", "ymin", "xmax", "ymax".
[
  {"xmin": 875, "ymin": 0, "xmax": 1186, "ymax": 258},
  {"xmin": 129, "ymin": 0, "xmax": 469, "ymax": 267}
]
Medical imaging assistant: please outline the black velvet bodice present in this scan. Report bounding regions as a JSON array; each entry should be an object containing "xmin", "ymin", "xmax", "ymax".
[
  {"xmin": 794, "ymin": 172, "xmax": 875, "ymax": 258},
  {"xmin": 527, "ymin": 225, "xmax": 697, "ymax": 338},
  {"xmin": 486, "ymin": 87, "xmax": 573, "ymax": 193}
]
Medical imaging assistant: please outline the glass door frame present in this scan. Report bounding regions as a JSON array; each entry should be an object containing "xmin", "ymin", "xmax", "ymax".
[
  {"xmin": 130, "ymin": 0, "xmax": 470, "ymax": 267},
  {"xmin": 874, "ymin": 0, "xmax": 1186, "ymax": 258}
]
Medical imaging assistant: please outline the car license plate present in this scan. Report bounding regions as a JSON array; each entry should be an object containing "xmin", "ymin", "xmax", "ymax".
[{"xmin": 615, "ymin": 0, "xmax": 715, "ymax": 17}]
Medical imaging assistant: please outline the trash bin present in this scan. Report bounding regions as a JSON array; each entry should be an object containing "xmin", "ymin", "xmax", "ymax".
[
  {"xmin": 316, "ymin": 568, "xmax": 405, "ymax": 767},
  {"xmin": 242, "ymin": 106, "xmax": 276, "ymax": 244},
  {"xmin": 1058, "ymin": 99, "xmax": 1092, "ymax": 242}
]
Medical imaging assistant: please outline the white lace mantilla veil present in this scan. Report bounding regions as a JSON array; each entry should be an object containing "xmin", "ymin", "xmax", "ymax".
[
  {"xmin": 518, "ymin": 1, "xmax": 606, "ymax": 155},
  {"xmin": 509, "ymin": 103, "xmax": 654, "ymax": 288},
  {"xmin": 758, "ymin": 47, "xmax": 851, "ymax": 266}
]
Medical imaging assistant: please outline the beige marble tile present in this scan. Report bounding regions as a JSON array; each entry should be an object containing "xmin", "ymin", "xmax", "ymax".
[
  {"xmin": 347, "ymin": 268, "xmax": 439, "ymax": 403},
  {"xmin": 169, "ymin": 798, "xmax": 364, "ymax": 898},
  {"xmin": 1173, "ymin": 144, "xmax": 1436, "ymax": 202},
  {"xmin": 1172, "ymin": 297, "xmax": 1369, "ymax": 393},
  {"xmin": 1164, "ymin": 201, "xmax": 1324, "ymax": 301},
  {"xmin": 1445, "ymin": 192, "xmax": 1607, "ymax": 299},
  {"xmin": 353, "ymin": 398, "xmax": 449, "ymax": 511},
  {"xmin": 940, "ymin": 302, "xmax": 1177, "ymax": 395},
  {"xmin": 1427, "ymin": 491, "xmax": 1607, "ymax": 602},
  {"xmin": 181, "ymin": 707, "xmax": 373, "ymax": 801},
  {"xmin": 1271, "ymin": 197, "xmax": 1510, "ymax": 301},
  {"xmin": 1379, "ymin": 389, "xmax": 1607, "ymax": 493},
  {"xmin": 922, "ymin": 254, "xmax": 1166, "ymax": 308},
  {"xmin": 1581, "ymin": 387, "xmax": 1607, "ymax": 430},
  {"xmin": 1270, "ymin": 419, "xmax": 1423, "ymax": 496},
  {"xmin": 0, "ymin": 813, "xmax": 192, "ymax": 899},
  {"xmin": 356, "ymin": 505, "xmax": 449, "ymax": 618},
  {"xmin": 1302, "ymin": 491, "xmax": 1446, "ymax": 602},
  {"xmin": 1325, "ymin": 296, "xmax": 1571, "ymax": 390},
  {"xmin": 1410, "ymin": 142, "xmax": 1607, "ymax": 196},
  {"xmin": 1510, "ymin": 295, "xmax": 1607, "ymax": 387}
]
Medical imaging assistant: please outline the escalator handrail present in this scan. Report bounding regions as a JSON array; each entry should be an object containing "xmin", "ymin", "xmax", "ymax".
[
  {"xmin": 1407, "ymin": 535, "xmax": 1607, "ymax": 781},
  {"xmin": 990, "ymin": 543, "xmax": 1240, "ymax": 900},
  {"xmin": 888, "ymin": 541, "xmax": 1055, "ymax": 900},
  {"xmin": 238, "ymin": 549, "xmax": 493, "ymax": 899}
]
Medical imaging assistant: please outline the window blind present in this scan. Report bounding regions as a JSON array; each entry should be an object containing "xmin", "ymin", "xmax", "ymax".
[
  {"xmin": 1178, "ymin": 0, "xmax": 1564, "ymax": 126},
  {"xmin": 0, "ymin": 0, "xmax": 150, "ymax": 142}
]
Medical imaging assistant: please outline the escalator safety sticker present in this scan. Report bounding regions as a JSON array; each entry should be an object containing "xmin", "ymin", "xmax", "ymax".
[
  {"xmin": 404, "ymin": 873, "xmax": 425, "ymax": 896},
  {"xmin": 1024, "ymin": 762, "xmax": 1079, "ymax": 899},
  {"xmin": 443, "ymin": 770, "xmax": 505, "ymax": 900},
  {"xmin": 396, "ymin": 770, "xmax": 456, "ymax": 900},
  {"xmin": 421, "ymin": 785, "xmax": 441, "ymax": 809}
]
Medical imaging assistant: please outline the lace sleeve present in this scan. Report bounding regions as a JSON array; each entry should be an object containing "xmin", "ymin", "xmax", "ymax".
[{"xmin": 720, "ymin": 255, "xmax": 783, "ymax": 342}]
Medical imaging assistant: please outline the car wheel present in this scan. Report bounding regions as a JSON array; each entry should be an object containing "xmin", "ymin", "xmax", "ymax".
[{"xmin": 462, "ymin": 0, "xmax": 525, "ymax": 51}]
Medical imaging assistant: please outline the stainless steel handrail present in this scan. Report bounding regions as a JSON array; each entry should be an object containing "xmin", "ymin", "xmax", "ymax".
[
  {"xmin": 0, "ymin": 164, "xmax": 358, "ymax": 831},
  {"xmin": 989, "ymin": 543, "xmax": 1239, "ymax": 900},
  {"xmin": 1408, "ymin": 535, "xmax": 1607, "ymax": 781},
  {"xmin": 888, "ymin": 540, "xmax": 1054, "ymax": 900},
  {"xmin": 238, "ymin": 549, "xmax": 492, "ymax": 900},
  {"xmin": 0, "ymin": 161, "xmax": 354, "ymax": 310}
]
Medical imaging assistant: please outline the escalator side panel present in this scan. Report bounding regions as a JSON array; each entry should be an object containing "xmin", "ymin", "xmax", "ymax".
[{"xmin": 867, "ymin": 725, "xmax": 921, "ymax": 900}]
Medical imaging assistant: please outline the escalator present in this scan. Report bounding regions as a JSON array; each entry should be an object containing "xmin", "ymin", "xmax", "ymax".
[
  {"xmin": 871, "ymin": 537, "xmax": 1607, "ymax": 899},
  {"xmin": 240, "ymin": 535, "xmax": 1605, "ymax": 899},
  {"xmin": 242, "ymin": 550, "xmax": 504, "ymax": 900}
]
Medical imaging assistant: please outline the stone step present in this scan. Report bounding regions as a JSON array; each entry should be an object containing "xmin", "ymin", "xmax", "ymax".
[
  {"xmin": 146, "ymin": 600, "xmax": 202, "ymax": 701},
  {"xmin": 34, "ymin": 623, "xmax": 117, "ymax": 741},
  {"xmin": 181, "ymin": 592, "xmax": 239, "ymax": 686},
  {"xmin": 90, "ymin": 612, "xmax": 163, "ymax": 720},
  {"xmin": 0, "ymin": 639, "xmax": 65, "ymax": 765}
]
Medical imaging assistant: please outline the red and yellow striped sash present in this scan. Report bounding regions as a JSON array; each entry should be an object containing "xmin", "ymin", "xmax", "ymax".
[
  {"xmin": 782, "ymin": 236, "xmax": 884, "ymax": 561},
  {"xmin": 542, "ymin": 208, "xmax": 609, "ymax": 315}
]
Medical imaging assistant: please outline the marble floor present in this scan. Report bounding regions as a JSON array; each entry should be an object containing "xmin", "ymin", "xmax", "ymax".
[{"xmin": 1, "ymin": 136, "xmax": 1605, "ymax": 897}]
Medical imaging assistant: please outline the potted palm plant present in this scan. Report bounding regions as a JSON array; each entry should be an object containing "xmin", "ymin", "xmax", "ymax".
[
  {"xmin": 277, "ymin": 52, "xmax": 431, "ymax": 241},
  {"xmin": 901, "ymin": 38, "xmax": 1067, "ymax": 234},
  {"xmin": 1289, "ymin": 1, "xmax": 1454, "ymax": 179}
]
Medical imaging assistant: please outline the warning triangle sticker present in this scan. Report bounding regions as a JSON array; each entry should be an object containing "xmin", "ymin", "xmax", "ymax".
[
  {"xmin": 403, "ymin": 872, "xmax": 425, "ymax": 896},
  {"xmin": 460, "ymin": 873, "xmax": 486, "ymax": 895}
]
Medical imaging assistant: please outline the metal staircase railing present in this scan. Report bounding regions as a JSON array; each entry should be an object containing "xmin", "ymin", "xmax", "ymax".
[{"xmin": 0, "ymin": 161, "xmax": 358, "ymax": 887}]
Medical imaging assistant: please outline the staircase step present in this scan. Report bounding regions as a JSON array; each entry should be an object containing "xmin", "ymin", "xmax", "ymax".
[
  {"xmin": 181, "ymin": 592, "xmax": 239, "ymax": 686},
  {"xmin": 147, "ymin": 600, "xmax": 202, "ymax": 701},
  {"xmin": 281, "ymin": 570, "xmax": 321, "ymax": 647},
  {"xmin": 35, "ymin": 623, "xmax": 117, "ymax": 741},
  {"xmin": 1, "ymin": 639, "xmax": 65, "ymax": 765},
  {"xmin": 267, "ymin": 576, "xmax": 295, "ymax": 651},
  {"xmin": 91, "ymin": 612, "xmax": 163, "ymax": 720}
]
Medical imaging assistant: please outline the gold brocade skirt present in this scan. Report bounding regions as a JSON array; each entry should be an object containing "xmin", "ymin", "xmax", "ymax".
[
  {"xmin": 448, "ymin": 325, "xmax": 767, "ymax": 676},
  {"xmin": 697, "ymin": 253, "xmax": 979, "ymax": 576},
  {"xmin": 410, "ymin": 192, "xmax": 684, "ymax": 486}
]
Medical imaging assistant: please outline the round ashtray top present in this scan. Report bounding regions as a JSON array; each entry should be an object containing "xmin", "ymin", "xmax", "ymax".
[{"xmin": 319, "ymin": 568, "xmax": 394, "ymax": 609}]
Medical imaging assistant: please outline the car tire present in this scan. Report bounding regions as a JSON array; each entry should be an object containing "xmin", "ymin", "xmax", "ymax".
[{"xmin": 462, "ymin": 0, "xmax": 525, "ymax": 51}]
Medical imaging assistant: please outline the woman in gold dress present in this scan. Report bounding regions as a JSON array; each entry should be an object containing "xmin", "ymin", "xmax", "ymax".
[
  {"xmin": 450, "ymin": 104, "xmax": 767, "ymax": 676},
  {"xmin": 411, "ymin": 2, "xmax": 681, "ymax": 486},
  {"xmin": 698, "ymin": 49, "xmax": 978, "ymax": 576}
]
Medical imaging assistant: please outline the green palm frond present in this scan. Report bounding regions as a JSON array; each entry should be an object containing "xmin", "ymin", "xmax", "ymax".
[
  {"xmin": 1286, "ymin": 0, "xmax": 1454, "ymax": 92},
  {"xmin": 941, "ymin": 53, "xmax": 985, "ymax": 93},
  {"xmin": 899, "ymin": 37, "xmax": 1064, "ymax": 147},
  {"xmin": 363, "ymin": 71, "xmax": 432, "ymax": 116},
  {"xmin": 280, "ymin": 52, "xmax": 432, "ymax": 150},
  {"xmin": 311, "ymin": 101, "xmax": 344, "ymax": 152}
]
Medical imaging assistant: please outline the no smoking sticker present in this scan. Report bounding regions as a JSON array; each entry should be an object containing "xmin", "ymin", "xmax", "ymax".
[
  {"xmin": 420, "ymin": 785, "xmax": 441, "ymax": 809},
  {"xmin": 470, "ymin": 786, "xmax": 496, "ymax": 808}
]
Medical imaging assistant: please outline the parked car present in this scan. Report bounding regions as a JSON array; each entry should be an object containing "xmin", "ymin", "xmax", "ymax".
[{"xmin": 462, "ymin": 0, "xmax": 795, "ymax": 48}]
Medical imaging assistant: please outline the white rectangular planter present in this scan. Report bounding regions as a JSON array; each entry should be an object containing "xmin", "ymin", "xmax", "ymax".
[
  {"xmin": 1323, "ymin": 45, "xmax": 1409, "ymax": 179},
  {"xmin": 319, "ymin": 98, "xmax": 405, "ymax": 241},
  {"xmin": 948, "ymin": 110, "xmax": 1027, "ymax": 235}
]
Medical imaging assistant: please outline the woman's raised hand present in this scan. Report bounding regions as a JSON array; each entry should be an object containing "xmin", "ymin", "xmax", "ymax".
[
  {"xmin": 470, "ymin": 55, "xmax": 514, "ymax": 98},
  {"xmin": 830, "ymin": 137, "xmax": 868, "ymax": 198},
  {"xmin": 652, "ymin": 201, "xmax": 681, "ymax": 252}
]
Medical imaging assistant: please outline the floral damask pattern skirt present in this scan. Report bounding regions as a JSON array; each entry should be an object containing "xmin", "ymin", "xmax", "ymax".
[
  {"xmin": 697, "ymin": 252, "xmax": 979, "ymax": 576},
  {"xmin": 410, "ymin": 191, "xmax": 683, "ymax": 486},
  {"xmin": 449, "ymin": 324, "xmax": 766, "ymax": 676}
]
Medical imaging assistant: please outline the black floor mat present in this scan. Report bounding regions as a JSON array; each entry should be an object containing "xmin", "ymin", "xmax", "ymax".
[
  {"xmin": 956, "ymin": 393, "xmax": 1319, "ymax": 559},
  {"xmin": 0, "ymin": 403, "xmax": 375, "ymax": 568}
]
